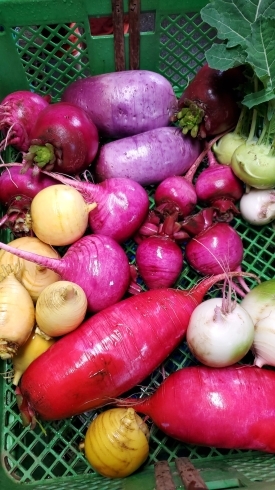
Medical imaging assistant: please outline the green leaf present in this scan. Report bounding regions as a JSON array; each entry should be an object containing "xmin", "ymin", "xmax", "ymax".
[
  {"xmin": 201, "ymin": 0, "xmax": 275, "ymax": 48},
  {"xmin": 246, "ymin": 16, "xmax": 275, "ymax": 87},
  {"xmin": 205, "ymin": 43, "xmax": 246, "ymax": 70},
  {"xmin": 242, "ymin": 87, "xmax": 275, "ymax": 109}
]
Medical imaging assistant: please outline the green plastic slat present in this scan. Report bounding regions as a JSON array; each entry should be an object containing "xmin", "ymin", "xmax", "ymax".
[{"xmin": 0, "ymin": 1, "xmax": 275, "ymax": 489}]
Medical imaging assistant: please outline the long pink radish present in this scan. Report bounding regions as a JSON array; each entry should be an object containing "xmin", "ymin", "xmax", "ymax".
[
  {"xmin": 0, "ymin": 235, "xmax": 131, "ymax": 313},
  {"xmin": 119, "ymin": 365, "xmax": 275, "ymax": 453},
  {"xmin": 15, "ymin": 271, "xmax": 255, "ymax": 425}
]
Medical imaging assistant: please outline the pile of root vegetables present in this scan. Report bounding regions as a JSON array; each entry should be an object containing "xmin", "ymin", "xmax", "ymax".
[{"xmin": 1, "ymin": 2, "xmax": 275, "ymax": 477}]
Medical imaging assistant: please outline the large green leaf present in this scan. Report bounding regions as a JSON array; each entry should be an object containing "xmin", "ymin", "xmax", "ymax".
[
  {"xmin": 205, "ymin": 43, "xmax": 246, "ymax": 70},
  {"xmin": 246, "ymin": 16, "xmax": 275, "ymax": 86},
  {"xmin": 201, "ymin": 0, "xmax": 275, "ymax": 48},
  {"xmin": 242, "ymin": 87, "xmax": 275, "ymax": 109}
]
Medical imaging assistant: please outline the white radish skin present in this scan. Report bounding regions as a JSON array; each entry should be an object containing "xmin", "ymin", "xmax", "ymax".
[
  {"xmin": 252, "ymin": 311, "xmax": 275, "ymax": 368},
  {"xmin": 186, "ymin": 297, "xmax": 255, "ymax": 367},
  {"xmin": 31, "ymin": 184, "xmax": 96, "ymax": 246},
  {"xmin": 241, "ymin": 279, "xmax": 275, "ymax": 368},
  {"xmin": 240, "ymin": 189, "xmax": 275, "ymax": 225},
  {"xmin": 0, "ymin": 273, "xmax": 35, "ymax": 359}
]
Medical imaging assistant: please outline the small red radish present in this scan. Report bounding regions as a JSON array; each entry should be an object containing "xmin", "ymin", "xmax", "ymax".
[
  {"xmin": 0, "ymin": 91, "xmax": 50, "ymax": 152},
  {"xmin": 0, "ymin": 166, "xmax": 57, "ymax": 237},
  {"xmin": 23, "ymin": 102, "xmax": 99, "ymax": 175},
  {"xmin": 136, "ymin": 235, "xmax": 183, "ymax": 289}
]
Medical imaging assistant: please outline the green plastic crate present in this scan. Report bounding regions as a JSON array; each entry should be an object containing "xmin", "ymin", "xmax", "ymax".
[{"xmin": 1, "ymin": 1, "xmax": 275, "ymax": 489}]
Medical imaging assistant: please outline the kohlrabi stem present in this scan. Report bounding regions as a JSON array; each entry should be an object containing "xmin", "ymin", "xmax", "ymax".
[
  {"xmin": 234, "ymin": 105, "xmax": 248, "ymax": 136},
  {"xmin": 247, "ymin": 77, "xmax": 258, "ymax": 144}
]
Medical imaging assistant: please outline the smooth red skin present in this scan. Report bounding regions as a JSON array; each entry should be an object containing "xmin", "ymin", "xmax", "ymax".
[
  {"xmin": 129, "ymin": 365, "xmax": 275, "ymax": 453},
  {"xmin": 195, "ymin": 165, "xmax": 244, "ymax": 203},
  {"xmin": 185, "ymin": 222, "xmax": 243, "ymax": 275},
  {"xmin": 95, "ymin": 127, "xmax": 202, "ymax": 186},
  {"xmin": 0, "ymin": 234, "xmax": 131, "ymax": 313},
  {"xmin": 0, "ymin": 166, "xmax": 57, "ymax": 205},
  {"xmin": 29, "ymin": 102, "xmax": 99, "ymax": 174},
  {"xmin": 136, "ymin": 235, "xmax": 183, "ymax": 289},
  {"xmin": 0, "ymin": 91, "xmax": 49, "ymax": 152},
  {"xmin": 154, "ymin": 175, "xmax": 197, "ymax": 217},
  {"xmin": 18, "ymin": 274, "xmax": 229, "ymax": 421},
  {"xmin": 41, "ymin": 172, "xmax": 150, "ymax": 243},
  {"xmin": 178, "ymin": 65, "xmax": 243, "ymax": 138},
  {"xmin": 61, "ymin": 70, "xmax": 178, "ymax": 138}
]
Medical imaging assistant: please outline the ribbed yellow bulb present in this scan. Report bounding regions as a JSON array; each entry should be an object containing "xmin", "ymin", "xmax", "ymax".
[{"xmin": 84, "ymin": 407, "xmax": 150, "ymax": 478}]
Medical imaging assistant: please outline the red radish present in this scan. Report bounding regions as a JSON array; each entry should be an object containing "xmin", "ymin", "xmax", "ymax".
[
  {"xmin": 40, "ymin": 171, "xmax": 150, "ymax": 243},
  {"xmin": 119, "ymin": 365, "xmax": 275, "ymax": 453},
  {"xmin": 194, "ymin": 150, "xmax": 244, "ymax": 220},
  {"xmin": 15, "ymin": 271, "xmax": 255, "ymax": 424},
  {"xmin": 153, "ymin": 132, "xmax": 229, "ymax": 221},
  {"xmin": 23, "ymin": 102, "xmax": 99, "ymax": 175},
  {"xmin": 0, "ymin": 167, "xmax": 57, "ymax": 237},
  {"xmin": 177, "ymin": 64, "xmax": 244, "ymax": 138},
  {"xmin": 0, "ymin": 234, "xmax": 131, "ymax": 313},
  {"xmin": 0, "ymin": 91, "xmax": 50, "ymax": 152},
  {"xmin": 154, "ymin": 175, "xmax": 197, "ymax": 219},
  {"xmin": 136, "ymin": 235, "xmax": 183, "ymax": 289},
  {"xmin": 185, "ymin": 222, "xmax": 243, "ymax": 276}
]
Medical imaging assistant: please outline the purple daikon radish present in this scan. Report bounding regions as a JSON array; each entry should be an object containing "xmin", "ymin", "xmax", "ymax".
[
  {"xmin": 94, "ymin": 127, "xmax": 202, "ymax": 186},
  {"xmin": 61, "ymin": 70, "xmax": 178, "ymax": 138},
  {"xmin": 0, "ymin": 235, "xmax": 131, "ymax": 312}
]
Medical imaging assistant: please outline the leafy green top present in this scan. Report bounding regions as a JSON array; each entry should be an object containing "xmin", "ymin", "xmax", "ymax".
[{"xmin": 201, "ymin": 0, "xmax": 275, "ymax": 110}]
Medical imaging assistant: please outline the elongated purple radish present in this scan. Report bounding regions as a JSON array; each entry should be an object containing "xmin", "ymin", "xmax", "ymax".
[{"xmin": 0, "ymin": 235, "xmax": 131, "ymax": 313}]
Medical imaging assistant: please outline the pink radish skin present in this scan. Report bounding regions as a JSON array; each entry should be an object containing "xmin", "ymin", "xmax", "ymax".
[
  {"xmin": 24, "ymin": 102, "xmax": 99, "ymax": 175},
  {"xmin": 120, "ymin": 365, "xmax": 275, "ymax": 453},
  {"xmin": 136, "ymin": 235, "xmax": 183, "ymax": 289},
  {"xmin": 0, "ymin": 166, "xmax": 57, "ymax": 206},
  {"xmin": 154, "ymin": 176, "xmax": 197, "ymax": 218},
  {"xmin": 0, "ymin": 91, "xmax": 50, "ymax": 152},
  {"xmin": 0, "ymin": 235, "xmax": 131, "ymax": 313},
  {"xmin": 0, "ymin": 166, "xmax": 58, "ymax": 236},
  {"xmin": 185, "ymin": 222, "xmax": 243, "ymax": 275},
  {"xmin": 15, "ymin": 272, "xmax": 253, "ymax": 424},
  {"xmin": 41, "ymin": 171, "xmax": 150, "ymax": 243}
]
